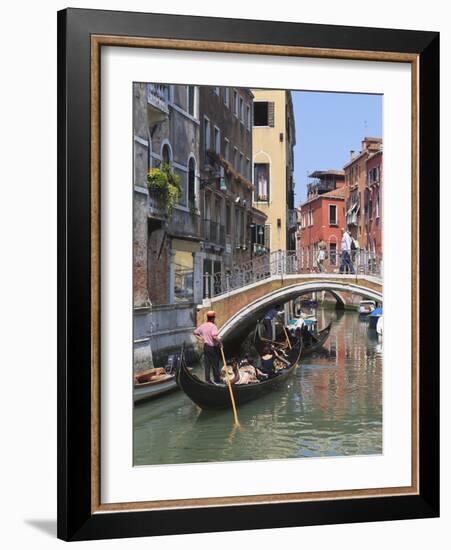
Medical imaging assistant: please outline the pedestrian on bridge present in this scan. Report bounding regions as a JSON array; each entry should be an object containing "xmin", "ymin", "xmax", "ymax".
[
  {"xmin": 339, "ymin": 228, "xmax": 355, "ymax": 275},
  {"xmin": 316, "ymin": 240, "xmax": 327, "ymax": 272},
  {"xmin": 193, "ymin": 310, "xmax": 223, "ymax": 385}
]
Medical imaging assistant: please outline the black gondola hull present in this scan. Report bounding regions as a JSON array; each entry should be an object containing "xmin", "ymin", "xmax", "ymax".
[
  {"xmin": 302, "ymin": 322, "xmax": 332, "ymax": 355},
  {"xmin": 177, "ymin": 341, "xmax": 302, "ymax": 410}
]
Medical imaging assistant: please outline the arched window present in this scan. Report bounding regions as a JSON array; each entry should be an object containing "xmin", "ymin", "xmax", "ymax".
[
  {"xmin": 188, "ymin": 157, "xmax": 196, "ymax": 209},
  {"xmin": 161, "ymin": 144, "xmax": 171, "ymax": 168}
]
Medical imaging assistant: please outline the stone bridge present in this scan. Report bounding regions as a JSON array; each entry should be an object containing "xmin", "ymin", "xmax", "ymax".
[{"xmin": 197, "ymin": 273, "xmax": 382, "ymax": 345}]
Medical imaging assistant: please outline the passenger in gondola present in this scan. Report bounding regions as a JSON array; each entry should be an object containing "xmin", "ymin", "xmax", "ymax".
[
  {"xmin": 259, "ymin": 344, "xmax": 290, "ymax": 379},
  {"xmin": 220, "ymin": 357, "xmax": 261, "ymax": 385},
  {"xmin": 240, "ymin": 357, "xmax": 268, "ymax": 383},
  {"xmin": 225, "ymin": 359, "xmax": 261, "ymax": 385}
]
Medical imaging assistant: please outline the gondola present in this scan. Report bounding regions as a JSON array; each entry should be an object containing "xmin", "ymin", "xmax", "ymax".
[
  {"xmin": 176, "ymin": 339, "xmax": 303, "ymax": 410},
  {"xmin": 253, "ymin": 321, "xmax": 332, "ymax": 357},
  {"xmin": 300, "ymin": 322, "xmax": 332, "ymax": 355}
]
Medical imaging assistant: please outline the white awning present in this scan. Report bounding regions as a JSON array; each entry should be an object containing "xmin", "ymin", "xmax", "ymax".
[{"xmin": 346, "ymin": 202, "xmax": 359, "ymax": 215}]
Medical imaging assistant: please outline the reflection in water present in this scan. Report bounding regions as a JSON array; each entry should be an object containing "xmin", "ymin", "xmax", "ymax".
[{"xmin": 134, "ymin": 309, "xmax": 382, "ymax": 465}]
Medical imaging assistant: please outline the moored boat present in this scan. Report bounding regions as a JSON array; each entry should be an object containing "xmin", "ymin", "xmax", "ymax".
[
  {"xmin": 376, "ymin": 315, "xmax": 383, "ymax": 336},
  {"xmin": 134, "ymin": 355, "xmax": 181, "ymax": 403},
  {"xmin": 134, "ymin": 372, "xmax": 178, "ymax": 403},
  {"xmin": 358, "ymin": 300, "xmax": 376, "ymax": 317},
  {"xmin": 300, "ymin": 298, "xmax": 318, "ymax": 308},
  {"xmin": 368, "ymin": 307, "xmax": 383, "ymax": 329},
  {"xmin": 177, "ymin": 339, "xmax": 302, "ymax": 410}
]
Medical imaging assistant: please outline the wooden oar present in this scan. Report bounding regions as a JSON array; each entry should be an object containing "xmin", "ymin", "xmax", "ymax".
[
  {"xmin": 277, "ymin": 319, "xmax": 292, "ymax": 350},
  {"xmin": 259, "ymin": 323, "xmax": 289, "ymax": 350},
  {"xmin": 219, "ymin": 346, "xmax": 240, "ymax": 427}
]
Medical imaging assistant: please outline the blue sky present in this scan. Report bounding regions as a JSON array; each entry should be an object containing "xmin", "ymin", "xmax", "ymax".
[{"xmin": 292, "ymin": 91, "xmax": 382, "ymax": 205}]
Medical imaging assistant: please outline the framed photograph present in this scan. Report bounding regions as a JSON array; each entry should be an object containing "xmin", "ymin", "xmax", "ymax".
[{"xmin": 57, "ymin": 8, "xmax": 439, "ymax": 541}]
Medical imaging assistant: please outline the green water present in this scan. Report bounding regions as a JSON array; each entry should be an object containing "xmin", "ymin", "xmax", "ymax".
[{"xmin": 133, "ymin": 309, "xmax": 382, "ymax": 465}]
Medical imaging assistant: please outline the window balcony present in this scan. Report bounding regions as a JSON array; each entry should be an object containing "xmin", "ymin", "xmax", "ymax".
[
  {"xmin": 169, "ymin": 208, "xmax": 201, "ymax": 239},
  {"xmin": 147, "ymin": 84, "xmax": 170, "ymax": 125},
  {"xmin": 148, "ymin": 189, "xmax": 168, "ymax": 220},
  {"xmin": 148, "ymin": 192, "xmax": 202, "ymax": 239}
]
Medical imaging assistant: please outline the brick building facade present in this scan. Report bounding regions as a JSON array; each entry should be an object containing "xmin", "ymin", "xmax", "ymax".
[
  {"xmin": 297, "ymin": 171, "xmax": 346, "ymax": 271},
  {"xmin": 343, "ymin": 137, "xmax": 382, "ymax": 251},
  {"xmin": 296, "ymin": 137, "xmax": 383, "ymax": 274},
  {"xmin": 366, "ymin": 149, "xmax": 383, "ymax": 257}
]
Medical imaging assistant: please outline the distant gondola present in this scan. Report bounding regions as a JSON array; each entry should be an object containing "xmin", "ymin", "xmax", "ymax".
[
  {"xmin": 176, "ymin": 339, "xmax": 303, "ymax": 410},
  {"xmin": 254, "ymin": 321, "xmax": 332, "ymax": 357}
]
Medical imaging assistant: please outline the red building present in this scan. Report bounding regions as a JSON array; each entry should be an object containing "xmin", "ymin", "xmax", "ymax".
[
  {"xmin": 343, "ymin": 137, "xmax": 382, "ymax": 252},
  {"xmin": 365, "ymin": 149, "xmax": 383, "ymax": 257},
  {"xmin": 297, "ymin": 170, "xmax": 347, "ymax": 272}
]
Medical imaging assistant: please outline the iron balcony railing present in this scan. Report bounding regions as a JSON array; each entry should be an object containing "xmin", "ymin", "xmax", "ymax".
[
  {"xmin": 203, "ymin": 249, "xmax": 382, "ymax": 299},
  {"xmin": 307, "ymin": 179, "xmax": 336, "ymax": 196},
  {"xmin": 148, "ymin": 189, "xmax": 168, "ymax": 219}
]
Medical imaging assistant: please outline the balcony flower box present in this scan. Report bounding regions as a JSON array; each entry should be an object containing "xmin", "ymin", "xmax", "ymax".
[{"xmin": 147, "ymin": 163, "xmax": 182, "ymax": 214}]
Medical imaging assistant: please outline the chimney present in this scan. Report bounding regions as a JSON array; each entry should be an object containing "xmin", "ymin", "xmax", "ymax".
[
  {"xmin": 350, "ymin": 150, "xmax": 355, "ymax": 160},
  {"xmin": 362, "ymin": 137, "xmax": 382, "ymax": 152}
]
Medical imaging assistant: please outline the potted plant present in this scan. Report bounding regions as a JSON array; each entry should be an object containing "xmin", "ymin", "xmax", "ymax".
[{"xmin": 147, "ymin": 163, "xmax": 182, "ymax": 214}]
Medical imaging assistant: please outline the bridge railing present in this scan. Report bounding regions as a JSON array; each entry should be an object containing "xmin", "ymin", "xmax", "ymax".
[{"xmin": 203, "ymin": 249, "xmax": 382, "ymax": 299}]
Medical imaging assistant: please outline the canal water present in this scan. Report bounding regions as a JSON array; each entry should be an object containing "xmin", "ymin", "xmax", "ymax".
[{"xmin": 134, "ymin": 308, "xmax": 382, "ymax": 466}]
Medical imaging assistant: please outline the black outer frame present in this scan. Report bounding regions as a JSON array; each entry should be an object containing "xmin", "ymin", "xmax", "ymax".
[{"xmin": 57, "ymin": 8, "xmax": 439, "ymax": 542}]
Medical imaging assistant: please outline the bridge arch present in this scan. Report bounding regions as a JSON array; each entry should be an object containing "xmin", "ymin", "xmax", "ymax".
[
  {"xmin": 323, "ymin": 289, "xmax": 346, "ymax": 309},
  {"xmin": 219, "ymin": 280, "xmax": 382, "ymax": 343}
]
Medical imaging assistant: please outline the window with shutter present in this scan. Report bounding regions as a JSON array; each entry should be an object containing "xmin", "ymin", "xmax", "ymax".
[{"xmin": 268, "ymin": 102, "xmax": 275, "ymax": 127}]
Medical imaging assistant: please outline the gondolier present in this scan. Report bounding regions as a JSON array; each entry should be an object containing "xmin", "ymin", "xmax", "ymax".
[
  {"xmin": 193, "ymin": 310, "xmax": 223, "ymax": 385},
  {"xmin": 263, "ymin": 305, "xmax": 280, "ymax": 340}
]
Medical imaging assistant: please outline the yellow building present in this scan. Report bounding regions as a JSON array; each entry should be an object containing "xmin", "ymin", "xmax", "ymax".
[{"xmin": 252, "ymin": 90, "xmax": 296, "ymax": 252}]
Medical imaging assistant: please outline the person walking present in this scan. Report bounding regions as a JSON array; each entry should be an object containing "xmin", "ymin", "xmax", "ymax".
[
  {"xmin": 339, "ymin": 227, "xmax": 355, "ymax": 274},
  {"xmin": 193, "ymin": 310, "xmax": 223, "ymax": 384},
  {"xmin": 317, "ymin": 239, "xmax": 327, "ymax": 272}
]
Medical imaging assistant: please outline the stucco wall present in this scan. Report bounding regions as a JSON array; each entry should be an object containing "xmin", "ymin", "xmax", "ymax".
[{"xmin": 252, "ymin": 89, "xmax": 289, "ymax": 251}]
